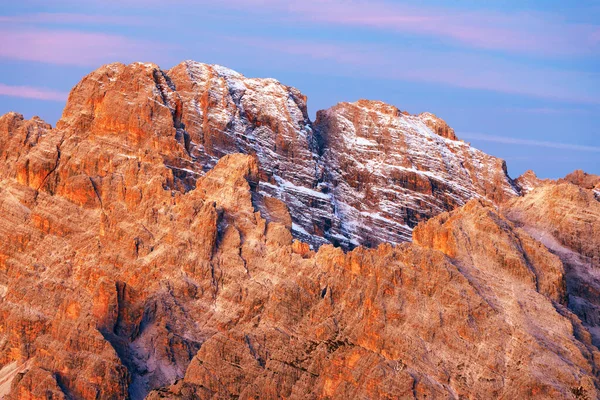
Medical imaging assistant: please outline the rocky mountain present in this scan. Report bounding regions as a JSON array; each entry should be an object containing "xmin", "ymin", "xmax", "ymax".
[
  {"xmin": 55, "ymin": 61, "xmax": 518, "ymax": 250},
  {"xmin": 0, "ymin": 61, "xmax": 598, "ymax": 399}
]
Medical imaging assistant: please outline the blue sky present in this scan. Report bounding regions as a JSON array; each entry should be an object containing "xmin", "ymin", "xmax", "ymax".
[{"xmin": 1, "ymin": 0, "xmax": 598, "ymax": 178}]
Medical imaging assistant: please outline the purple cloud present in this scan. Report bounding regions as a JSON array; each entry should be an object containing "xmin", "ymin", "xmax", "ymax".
[
  {"xmin": 10, "ymin": 3, "xmax": 594, "ymax": 57},
  {"xmin": 505, "ymin": 107, "xmax": 593, "ymax": 115},
  {"xmin": 0, "ymin": 83, "xmax": 68, "ymax": 101},
  {"xmin": 211, "ymin": 0, "xmax": 600, "ymax": 56},
  {"xmin": 225, "ymin": 36, "xmax": 600, "ymax": 104},
  {"xmin": 0, "ymin": 13, "xmax": 156, "ymax": 26},
  {"xmin": 460, "ymin": 132, "xmax": 600, "ymax": 153},
  {"xmin": 0, "ymin": 28, "xmax": 169, "ymax": 66},
  {"xmin": 0, "ymin": 12, "xmax": 150, "ymax": 26},
  {"xmin": 10, "ymin": 2, "xmax": 595, "ymax": 56}
]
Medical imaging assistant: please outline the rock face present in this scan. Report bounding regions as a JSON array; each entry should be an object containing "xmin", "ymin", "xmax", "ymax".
[
  {"xmin": 0, "ymin": 61, "xmax": 599, "ymax": 399},
  {"xmin": 150, "ymin": 198, "xmax": 597, "ymax": 400},
  {"xmin": 165, "ymin": 62, "xmax": 334, "ymax": 246},
  {"xmin": 418, "ymin": 111, "xmax": 458, "ymax": 140},
  {"xmin": 413, "ymin": 199, "xmax": 566, "ymax": 303},
  {"xmin": 0, "ymin": 112, "xmax": 53, "ymax": 182},
  {"xmin": 315, "ymin": 100, "xmax": 519, "ymax": 247},
  {"xmin": 504, "ymin": 182, "xmax": 600, "ymax": 348}
]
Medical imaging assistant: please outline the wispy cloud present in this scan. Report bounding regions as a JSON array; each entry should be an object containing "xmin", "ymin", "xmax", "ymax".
[
  {"xmin": 0, "ymin": 12, "xmax": 150, "ymax": 26},
  {"xmin": 226, "ymin": 36, "xmax": 600, "ymax": 104},
  {"xmin": 208, "ymin": 0, "xmax": 600, "ymax": 56},
  {"xmin": 505, "ymin": 107, "xmax": 594, "ymax": 115},
  {"xmin": 0, "ymin": 28, "xmax": 169, "ymax": 66},
  {"xmin": 0, "ymin": 83, "xmax": 68, "ymax": 101},
  {"xmin": 460, "ymin": 132, "xmax": 600, "ymax": 152}
]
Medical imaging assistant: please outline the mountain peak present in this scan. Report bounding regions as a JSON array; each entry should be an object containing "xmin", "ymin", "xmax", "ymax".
[
  {"xmin": 27, "ymin": 60, "xmax": 517, "ymax": 250},
  {"xmin": 561, "ymin": 169, "xmax": 600, "ymax": 190},
  {"xmin": 417, "ymin": 111, "xmax": 458, "ymax": 140},
  {"xmin": 325, "ymin": 100, "xmax": 458, "ymax": 141}
]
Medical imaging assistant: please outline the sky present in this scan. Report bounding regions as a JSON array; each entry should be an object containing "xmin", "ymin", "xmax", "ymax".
[{"xmin": 1, "ymin": 0, "xmax": 598, "ymax": 179}]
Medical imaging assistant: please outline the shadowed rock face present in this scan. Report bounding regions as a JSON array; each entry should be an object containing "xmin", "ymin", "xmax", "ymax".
[
  {"xmin": 413, "ymin": 199, "xmax": 566, "ymax": 303},
  {"xmin": 0, "ymin": 61, "xmax": 599, "ymax": 400},
  {"xmin": 504, "ymin": 183, "xmax": 600, "ymax": 349}
]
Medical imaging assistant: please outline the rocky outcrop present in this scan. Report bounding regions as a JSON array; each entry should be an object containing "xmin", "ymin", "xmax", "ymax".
[
  {"xmin": 515, "ymin": 169, "xmax": 600, "ymax": 197},
  {"xmin": 0, "ymin": 112, "xmax": 53, "ymax": 183},
  {"xmin": 514, "ymin": 169, "xmax": 548, "ymax": 194},
  {"xmin": 315, "ymin": 100, "xmax": 519, "ymax": 247},
  {"xmin": 560, "ymin": 170, "xmax": 600, "ymax": 190},
  {"xmin": 418, "ymin": 111, "xmax": 458, "ymax": 140},
  {"xmin": 561, "ymin": 170, "xmax": 600, "ymax": 200}
]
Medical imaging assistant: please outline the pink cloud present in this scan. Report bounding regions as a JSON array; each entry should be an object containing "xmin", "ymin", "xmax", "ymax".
[
  {"xmin": 0, "ymin": 13, "xmax": 150, "ymax": 26},
  {"xmin": 11, "ymin": 3, "xmax": 593, "ymax": 56},
  {"xmin": 0, "ymin": 29, "xmax": 168, "ymax": 66},
  {"xmin": 505, "ymin": 107, "xmax": 592, "ymax": 115},
  {"xmin": 460, "ymin": 132, "xmax": 600, "ymax": 153},
  {"xmin": 0, "ymin": 83, "xmax": 68, "ymax": 101},
  {"xmin": 228, "ymin": 36, "xmax": 373, "ymax": 66},
  {"xmin": 225, "ymin": 36, "xmax": 600, "ymax": 104},
  {"xmin": 210, "ymin": 0, "xmax": 600, "ymax": 56},
  {"xmin": 592, "ymin": 29, "xmax": 600, "ymax": 44}
]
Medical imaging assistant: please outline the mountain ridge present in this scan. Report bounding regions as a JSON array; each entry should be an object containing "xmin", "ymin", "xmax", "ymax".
[
  {"xmin": 0, "ymin": 61, "xmax": 599, "ymax": 399},
  {"xmin": 36, "ymin": 60, "xmax": 520, "ymax": 249}
]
